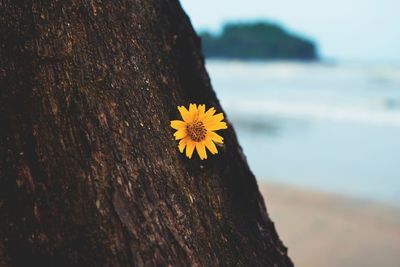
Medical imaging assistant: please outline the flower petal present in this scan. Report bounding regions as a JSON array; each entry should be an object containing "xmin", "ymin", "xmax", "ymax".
[
  {"xmin": 208, "ymin": 131, "xmax": 224, "ymax": 144},
  {"xmin": 205, "ymin": 137, "xmax": 218, "ymax": 154},
  {"xmin": 189, "ymin": 103, "xmax": 197, "ymax": 114},
  {"xmin": 196, "ymin": 142, "xmax": 207, "ymax": 160},
  {"xmin": 207, "ymin": 122, "xmax": 228, "ymax": 131},
  {"xmin": 178, "ymin": 138, "xmax": 188, "ymax": 153},
  {"xmin": 203, "ymin": 107, "xmax": 216, "ymax": 119},
  {"xmin": 197, "ymin": 104, "xmax": 206, "ymax": 119},
  {"xmin": 186, "ymin": 141, "xmax": 195, "ymax": 159},
  {"xmin": 170, "ymin": 120, "xmax": 186, "ymax": 130},
  {"xmin": 188, "ymin": 103, "xmax": 199, "ymax": 122},
  {"xmin": 209, "ymin": 113, "xmax": 224, "ymax": 123},
  {"xmin": 174, "ymin": 129, "xmax": 186, "ymax": 140},
  {"xmin": 178, "ymin": 106, "xmax": 191, "ymax": 122}
]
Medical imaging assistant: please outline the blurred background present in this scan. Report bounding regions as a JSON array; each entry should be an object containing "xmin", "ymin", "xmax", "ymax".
[{"xmin": 180, "ymin": 1, "xmax": 400, "ymax": 266}]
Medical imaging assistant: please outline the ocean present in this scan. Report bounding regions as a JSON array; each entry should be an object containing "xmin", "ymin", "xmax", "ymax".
[{"xmin": 206, "ymin": 60, "xmax": 400, "ymax": 205}]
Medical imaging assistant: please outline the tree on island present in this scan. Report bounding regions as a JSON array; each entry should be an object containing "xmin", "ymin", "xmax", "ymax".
[
  {"xmin": 201, "ymin": 22, "xmax": 318, "ymax": 60},
  {"xmin": 0, "ymin": 1, "xmax": 293, "ymax": 266}
]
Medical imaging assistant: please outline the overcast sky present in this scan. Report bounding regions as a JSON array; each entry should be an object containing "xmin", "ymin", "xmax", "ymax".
[{"xmin": 180, "ymin": 0, "xmax": 400, "ymax": 62}]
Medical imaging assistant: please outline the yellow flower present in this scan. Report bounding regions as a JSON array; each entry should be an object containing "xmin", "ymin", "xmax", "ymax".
[{"xmin": 170, "ymin": 104, "xmax": 228, "ymax": 160}]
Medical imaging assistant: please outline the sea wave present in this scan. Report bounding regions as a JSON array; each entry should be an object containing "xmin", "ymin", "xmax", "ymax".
[
  {"xmin": 223, "ymin": 100, "xmax": 400, "ymax": 127},
  {"xmin": 207, "ymin": 60, "xmax": 400, "ymax": 127}
]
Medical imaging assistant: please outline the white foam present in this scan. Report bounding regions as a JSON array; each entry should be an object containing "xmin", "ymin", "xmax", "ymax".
[
  {"xmin": 207, "ymin": 60, "xmax": 400, "ymax": 127},
  {"xmin": 223, "ymin": 100, "xmax": 400, "ymax": 127}
]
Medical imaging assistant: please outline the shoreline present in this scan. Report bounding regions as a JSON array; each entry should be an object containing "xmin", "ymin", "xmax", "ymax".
[{"xmin": 258, "ymin": 181, "xmax": 400, "ymax": 267}]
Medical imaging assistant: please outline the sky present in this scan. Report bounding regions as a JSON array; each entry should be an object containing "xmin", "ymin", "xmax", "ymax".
[{"xmin": 180, "ymin": 0, "xmax": 400, "ymax": 62}]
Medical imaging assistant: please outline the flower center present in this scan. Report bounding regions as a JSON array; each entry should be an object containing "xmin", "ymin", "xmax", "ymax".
[{"xmin": 187, "ymin": 121, "xmax": 207, "ymax": 142}]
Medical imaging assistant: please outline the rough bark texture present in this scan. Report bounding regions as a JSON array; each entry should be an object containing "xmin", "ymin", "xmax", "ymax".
[{"xmin": 0, "ymin": 1, "xmax": 293, "ymax": 266}]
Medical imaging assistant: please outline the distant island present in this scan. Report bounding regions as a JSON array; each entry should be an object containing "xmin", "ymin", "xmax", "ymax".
[{"xmin": 200, "ymin": 22, "xmax": 318, "ymax": 61}]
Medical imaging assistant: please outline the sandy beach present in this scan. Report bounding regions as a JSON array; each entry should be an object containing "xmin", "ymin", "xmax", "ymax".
[{"xmin": 259, "ymin": 182, "xmax": 400, "ymax": 267}]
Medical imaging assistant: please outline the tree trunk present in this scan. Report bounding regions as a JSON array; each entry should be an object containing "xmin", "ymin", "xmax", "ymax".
[{"xmin": 0, "ymin": 1, "xmax": 293, "ymax": 266}]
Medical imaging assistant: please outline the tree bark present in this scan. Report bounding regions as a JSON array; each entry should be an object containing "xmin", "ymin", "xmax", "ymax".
[{"xmin": 0, "ymin": 1, "xmax": 293, "ymax": 266}]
